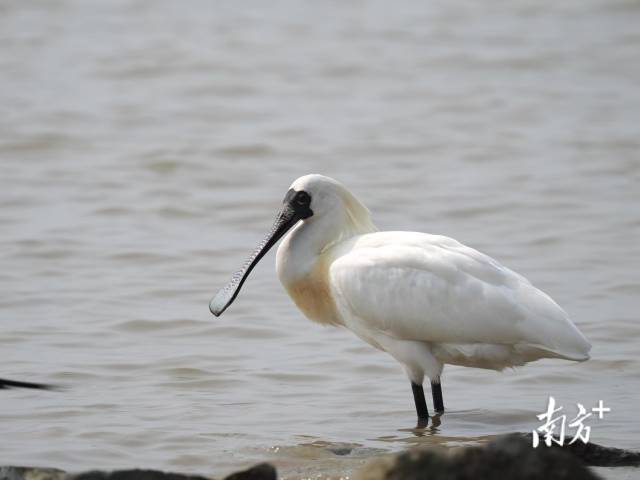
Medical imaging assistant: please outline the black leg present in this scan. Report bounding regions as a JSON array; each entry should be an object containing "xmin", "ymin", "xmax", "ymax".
[
  {"xmin": 411, "ymin": 382, "xmax": 429, "ymax": 420},
  {"xmin": 431, "ymin": 380, "xmax": 444, "ymax": 413}
]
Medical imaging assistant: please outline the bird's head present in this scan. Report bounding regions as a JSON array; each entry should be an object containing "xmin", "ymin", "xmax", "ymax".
[{"xmin": 209, "ymin": 174, "xmax": 375, "ymax": 317}]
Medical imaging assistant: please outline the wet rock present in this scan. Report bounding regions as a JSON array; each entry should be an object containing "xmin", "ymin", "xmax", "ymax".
[
  {"xmin": 0, "ymin": 464, "xmax": 282, "ymax": 480},
  {"xmin": 222, "ymin": 463, "xmax": 276, "ymax": 480},
  {"xmin": 0, "ymin": 465, "xmax": 279, "ymax": 480},
  {"xmin": 328, "ymin": 447, "xmax": 353, "ymax": 456},
  {"xmin": 356, "ymin": 433, "xmax": 601, "ymax": 480},
  {"xmin": 516, "ymin": 432, "xmax": 640, "ymax": 467},
  {"xmin": 71, "ymin": 469, "xmax": 210, "ymax": 480},
  {"xmin": 0, "ymin": 466, "xmax": 67, "ymax": 480},
  {"xmin": 5, "ymin": 435, "xmax": 638, "ymax": 480}
]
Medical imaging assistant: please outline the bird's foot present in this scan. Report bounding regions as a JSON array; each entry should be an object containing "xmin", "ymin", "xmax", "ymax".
[{"xmin": 415, "ymin": 416, "xmax": 429, "ymax": 429}]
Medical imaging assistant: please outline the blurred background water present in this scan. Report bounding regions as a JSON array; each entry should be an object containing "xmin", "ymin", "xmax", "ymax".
[{"xmin": 0, "ymin": 0, "xmax": 639, "ymax": 478}]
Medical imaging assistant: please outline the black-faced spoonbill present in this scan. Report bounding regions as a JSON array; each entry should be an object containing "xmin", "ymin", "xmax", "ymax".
[{"xmin": 210, "ymin": 174, "xmax": 591, "ymax": 422}]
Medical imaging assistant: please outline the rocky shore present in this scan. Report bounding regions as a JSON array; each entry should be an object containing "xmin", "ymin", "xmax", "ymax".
[{"xmin": 2, "ymin": 434, "xmax": 638, "ymax": 480}]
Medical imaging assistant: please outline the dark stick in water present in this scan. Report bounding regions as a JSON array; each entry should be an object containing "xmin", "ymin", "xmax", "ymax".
[{"xmin": 0, "ymin": 377, "xmax": 55, "ymax": 390}]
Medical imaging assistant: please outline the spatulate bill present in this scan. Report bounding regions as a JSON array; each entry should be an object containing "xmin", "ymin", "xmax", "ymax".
[{"xmin": 209, "ymin": 205, "xmax": 300, "ymax": 316}]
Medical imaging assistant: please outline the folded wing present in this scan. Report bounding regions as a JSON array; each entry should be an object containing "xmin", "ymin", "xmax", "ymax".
[{"xmin": 329, "ymin": 232, "xmax": 591, "ymax": 361}]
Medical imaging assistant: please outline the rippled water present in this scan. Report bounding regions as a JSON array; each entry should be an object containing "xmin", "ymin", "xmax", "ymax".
[{"xmin": 1, "ymin": 1, "xmax": 639, "ymax": 479}]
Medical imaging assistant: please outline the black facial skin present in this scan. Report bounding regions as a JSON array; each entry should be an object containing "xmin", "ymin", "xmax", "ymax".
[
  {"xmin": 283, "ymin": 188, "xmax": 313, "ymax": 219},
  {"xmin": 209, "ymin": 188, "xmax": 313, "ymax": 316}
]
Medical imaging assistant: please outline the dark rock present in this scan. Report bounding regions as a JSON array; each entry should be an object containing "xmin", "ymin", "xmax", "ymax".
[
  {"xmin": 515, "ymin": 432, "xmax": 640, "ymax": 467},
  {"xmin": 72, "ymin": 470, "xmax": 209, "ymax": 480},
  {"xmin": 223, "ymin": 463, "xmax": 276, "ymax": 480},
  {"xmin": 0, "ymin": 464, "xmax": 280, "ymax": 480},
  {"xmin": 356, "ymin": 433, "xmax": 601, "ymax": 480},
  {"xmin": 328, "ymin": 447, "xmax": 353, "ymax": 456},
  {"xmin": 0, "ymin": 466, "xmax": 66, "ymax": 480}
]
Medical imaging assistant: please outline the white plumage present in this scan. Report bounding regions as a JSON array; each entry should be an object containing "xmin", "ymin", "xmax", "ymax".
[
  {"xmin": 275, "ymin": 174, "xmax": 590, "ymax": 384},
  {"xmin": 211, "ymin": 173, "xmax": 591, "ymax": 419},
  {"xmin": 324, "ymin": 231, "xmax": 589, "ymax": 380}
]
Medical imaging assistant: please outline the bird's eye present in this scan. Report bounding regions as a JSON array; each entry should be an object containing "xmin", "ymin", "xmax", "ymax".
[{"xmin": 295, "ymin": 191, "xmax": 310, "ymax": 205}]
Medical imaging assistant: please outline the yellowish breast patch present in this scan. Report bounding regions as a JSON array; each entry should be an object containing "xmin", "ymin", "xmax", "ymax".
[{"xmin": 283, "ymin": 256, "xmax": 341, "ymax": 326}]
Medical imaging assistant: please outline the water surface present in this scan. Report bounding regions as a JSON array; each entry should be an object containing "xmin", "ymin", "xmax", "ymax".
[{"xmin": 1, "ymin": 1, "xmax": 639, "ymax": 479}]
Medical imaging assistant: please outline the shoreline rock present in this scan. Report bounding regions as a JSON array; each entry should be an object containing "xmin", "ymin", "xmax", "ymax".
[
  {"xmin": 357, "ymin": 434, "xmax": 602, "ymax": 480},
  {"xmin": 0, "ymin": 464, "xmax": 276, "ymax": 480},
  {"xmin": 1, "ymin": 434, "xmax": 637, "ymax": 480}
]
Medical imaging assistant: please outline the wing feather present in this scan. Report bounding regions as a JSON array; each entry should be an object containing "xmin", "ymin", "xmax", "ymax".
[{"xmin": 329, "ymin": 232, "xmax": 590, "ymax": 360}]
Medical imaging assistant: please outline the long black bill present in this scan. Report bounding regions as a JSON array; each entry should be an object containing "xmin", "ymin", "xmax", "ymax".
[
  {"xmin": 209, "ymin": 204, "xmax": 301, "ymax": 316},
  {"xmin": 0, "ymin": 378, "xmax": 55, "ymax": 390}
]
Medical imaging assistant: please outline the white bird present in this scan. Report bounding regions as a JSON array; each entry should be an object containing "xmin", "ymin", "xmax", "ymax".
[{"xmin": 210, "ymin": 174, "xmax": 591, "ymax": 422}]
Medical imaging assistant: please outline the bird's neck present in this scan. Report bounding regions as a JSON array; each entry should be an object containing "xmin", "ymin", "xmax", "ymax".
[
  {"xmin": 276, "ymin": 209, "xmax": 376, "ymax": 285},
  {"xmin": 276, "ymin": 215, "xmax": 339, "ymax": 284},
  {"xmin": 276, "ymin": 210, "xmax": 375, "ymax": 326}
]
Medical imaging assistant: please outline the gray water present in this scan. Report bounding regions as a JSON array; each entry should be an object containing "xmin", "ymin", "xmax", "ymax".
[{"xmin": 1, "ymin": 1, "xmax": 639, "ymax": 478}]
